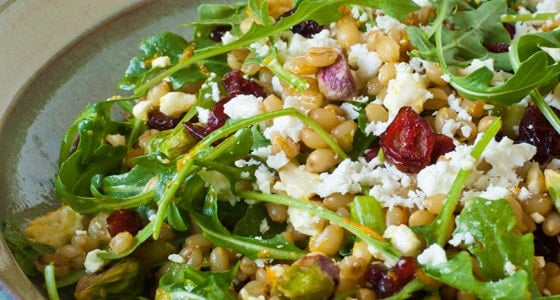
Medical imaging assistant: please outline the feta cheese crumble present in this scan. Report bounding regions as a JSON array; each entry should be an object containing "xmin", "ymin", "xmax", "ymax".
[
  {"xmin": 417, "ymin": 244, "xmax": 448, "ymax": 266},
  {"xmin": 84, "ymin": 249, "xmax": 109, "ymax": 274},
  {"xmin": 383, "ymin": 224, "xmax": 422, "ymax": 256}
]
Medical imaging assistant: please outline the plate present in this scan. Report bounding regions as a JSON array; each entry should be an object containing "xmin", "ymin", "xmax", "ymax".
[{"xmin": 0, "ymin": 0, "xmax": 227, "ymax": 298}]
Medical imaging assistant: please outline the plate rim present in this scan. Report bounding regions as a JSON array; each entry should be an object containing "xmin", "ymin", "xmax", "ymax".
[{"xmin": 0, "ymin": 1, "xmax": 150, "ymax": 299}]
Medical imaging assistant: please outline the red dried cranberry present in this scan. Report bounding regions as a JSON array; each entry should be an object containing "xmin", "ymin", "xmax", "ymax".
[
  {"xmin": 209, "ymin": 25, "xmax": 232, "ymax": 42},
  {"xmin": 148, "ymin": 110, "xmax": 181, "ymax": 130},
  {"xmin": 280, "ymin": 9, "xmax": 323, "ymax": 38},
  {"xmin": 222, "ymin": 70, "xmax": 266, "ymax": 98},
  {"xmin": 380, "ymin": 107, "xmax": 435, "ymax": 173},
  {"xmin": 106, "ymin": 209, "xmax": 144, "ymax": 237},
  {"xmin": 364, "ymin": 257, "xmax": 418, "ymax": 298},
  {"xmin": 503, "ymin": 23, "xmax": 515, "ymax": 39},
  {"xmin": 431, "ymin": 133, "xmax": 455, "ymax": 163},
  {"xmin": 534, "ymin": 224, "xmax": 560, "ymax": 263},
  {"xmin": 485, "ymin": 43, "xmax": 509, "ymax": 53},
  {"xmin": 485, "ymin": 23, "xmax": 515, "ymax": 53},
  {"xmin": 516, "ymin": 104, "xmax": 560, "ymax": 164},
  {"xmin": 184, "ymin": 122, "xmax": 208, "ymax": 140}
]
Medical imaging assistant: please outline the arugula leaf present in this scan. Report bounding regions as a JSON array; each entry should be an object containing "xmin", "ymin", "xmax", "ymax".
[
  {"xmin": 423, "ymin": 251, "xmax": 529, "ymax": 299},
  {"xmin": 408, "ymin": 0, "xmax": 510, "ymax": 67},
  {"xmin": 190, "ymin": 3, "xmax": 247, "ymax": 49},
  {"xmin": 157, "ymin": 262, "xmax": 238, "ymax": 300},
  {"xmin": 453, "ymin": 197, "xmax": 537, "ymax": 293},
  {"xmin": 2, "ymin": 222, "xmax": 54, "ymax": 276},
  {"xmin": 99, "ymin": 222, "xmax": 155, "ymax": 260},
  {"xmin": 248, "ymin": 0, "xmax": 274, "ymax": 25},
  {"xmin": 233, "ymin": 203, "xmax": 285, "ymax": 238},
  {"xmin": 189, "ymin": 187, "xmax": 305, "ymax": 260},
  {"xmin": 118, "ymin": 32, "xmax": 200, "ymax": 91},
  {"xmin": 59, "ymin": 101, "xmax": 130, "ymax": 165}
]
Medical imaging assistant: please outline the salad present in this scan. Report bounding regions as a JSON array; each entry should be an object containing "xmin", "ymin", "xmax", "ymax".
[{"xmin": 4, "ymin": 0, "xmax": 560, "ymax": 299}]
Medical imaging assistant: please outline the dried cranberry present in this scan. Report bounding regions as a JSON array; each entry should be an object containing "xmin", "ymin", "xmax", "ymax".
[
  {"xmin": 516, "ymin": 104, "xmax": 560, "ymax": 164},
  {"xmin": 364, "ymin": 257, "xmax": 418, "ymax": 298},
  {"xmin": 431, "ymin": 133, "xmax": 455, "ymax": 163},
  {"xmin": 148, "ymin": 110, "xmax": 181, "ymax": 130},
  {"xmin": 533, "ymin": 225, "xmax": 560, "ymax": 263},
  {"xmin": 205, "ymin": 97, "xmax": 230, "ymax": 134},
  {"xmin": 222, "ymin": 70, "xmax": 266, "ymax": 98},
  {"xmin": 209, "ymin": 25, "xmax": 232, "ymax": 42},
  {"xmin": 380, "ymin": 107, "xmax": 435, "ymax": 173},
  {"xmin": 184, "ymin": 122, "xmax": 208, "ymax": 140},
  {"xmin": 503, "ymin": 23, "xmax": 515, "ymax": 39},
  {"xmin": 280, "ymin": 9, "xmax": 323, "ymax": 38},
  {"xmin": 485, "ymin": 43, "xmax": 509, "ymax": 53},
  {"xmin": 485, "ymin": 23, "xmax": 515, "ymax": 53},
  {"xmin": 106, "ymin": 209, "xmax": 144, "ymax": 237}
]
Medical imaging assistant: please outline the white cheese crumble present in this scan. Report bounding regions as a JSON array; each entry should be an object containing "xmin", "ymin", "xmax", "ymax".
[
  {"xmin": 275, "ymin": 162, "xmax": 321, "ymax": 199},
  {"xmin": 417, "ymin": 144, "xmax": 475, "ymax": 196},
  {"xmin": 168, "ymin": 254, "xmax": 185, "ymax": 264},
  {"xmin": 84, "ymin": 249, "xmax": 109, "ymax": 274},
  {"xmin": 223, "ymin": 94, "xmax": 264, "ymax": 120},
  {"xmin": 105, "ymin": 134, "xmax": 125, "ymax": 147},
  {"xmin": 383, "ymin": 62, "xmax": 432, "ymax": 118},
  {"xmin": 287, "ymin": 206, "xmax": 326, "ymax": 236},
  {"xmin": 221, "ymin": 31, "xmax": 238, "ymax": 44},
  {"xmin": 266, "ymin": 151, "xmax": 290, "ymax": 170},
  {"xmin": 383, "ymin": 224, "xmax": 422, "ymax": 256},
  {"xmin": 196, "ymin": 107, "xmax": 211, "ymax": 124},
  {"xmin": 159, "ymin": 92, "xmax": 197, "ymax": 117},
  {"xmin": 151, "ymin": 56, "xmax": 171, "ymax": 68},
  {"xmin": 448, "ymin": 231, "xmax": 475, "ymax": 247},
  {"xmin": 340, "ymin": 102, "xmax": 360, "ymax": 120},
  {"xmin": 254, "ymin": 164, "xmax": 275, "ymax": 194},
  {"xmin": 287, "ymin": 29, "xmax": 339, "ymax": 57},
  {"xmin": 375, "ymin": 15, "xmax": 406, "ymax": 32},
  {"xmin": 132, "ymin": 99, "xmax": 158, "ymax": 121},
  {"xmin": 417, "ymin": 244, "xmax": 448, "ymax": 266},
  {"xmin": 531, "ymin": 212, "xmax": 546, "ymax": 224},
  {"xmin": 259, "ymin": 219, "xmax": 270, "ymax": 234},
  {"xmin": 348, "ymin": 43, "xmax": 383, "ymax": 81},
  {"xmin": 504, "ymin": 261, "xmax": 517, "ymax": 276}
]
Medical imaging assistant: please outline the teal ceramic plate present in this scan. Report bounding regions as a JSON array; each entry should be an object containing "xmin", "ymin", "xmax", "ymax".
[{"xmin": 0, "ymin": 0, "xmax": 227, "ymax": 298}]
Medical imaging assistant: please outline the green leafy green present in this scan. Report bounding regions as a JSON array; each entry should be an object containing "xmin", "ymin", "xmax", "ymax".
[
  {"xmin": 190, "ymin": 187, "xmax": 305, "ymax": 260},
  {"xmin": 99, "ymin": 222, "xmax": 155, "ymax": 260},
  {"xmin": 157, "ymin": 262, "xmax": 238, "ymax": 300},
  {"xmin": 190, "ymin": 3, "xmax": 247, "ymax": 49},
  {"xmin": 233, "ymin": 203, "xmax": 285, "ymax": 238},
  {"xmin": 453, "ymin": 197, "xmax": 537, "ymax": 293},
  {"xmin": 423, "ymin": 251, "xmax": 529, "ymax": 300},
  {"xmin": 118, "ymin": 32, "xmax": 199, "ymax": 91},
  {"xmin": 1, "ymin": 222, "xmax": 54, "ymax": 276},
  {"xmin": 408, "ymin": 0, "xmax": 510, "ymax": 68}
]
